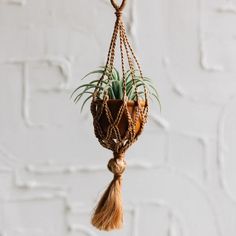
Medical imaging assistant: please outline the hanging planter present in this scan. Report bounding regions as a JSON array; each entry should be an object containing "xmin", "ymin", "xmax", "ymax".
[{"xmin": 72, "ymin": 0, "xmax": 160, "ymax": 231}]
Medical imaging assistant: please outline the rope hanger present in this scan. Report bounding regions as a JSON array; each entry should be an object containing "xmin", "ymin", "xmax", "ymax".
[
  {"xmin": 94, "ymin": 0, "xmax": 148, "ymax": 103},
  {"xmin": 90, "ymin": 0, "xmax": 149, "ymax": 231}
]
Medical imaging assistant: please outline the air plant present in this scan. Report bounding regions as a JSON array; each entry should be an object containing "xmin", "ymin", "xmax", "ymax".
[{"xmin": 71, "ymin": 66, "xmax": 160, "ymax": 111}]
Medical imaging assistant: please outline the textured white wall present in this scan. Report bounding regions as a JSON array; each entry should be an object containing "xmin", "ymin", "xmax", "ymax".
[{"xmin": 0, "ymin": 0, "xmax": 236, "ymax": 235}]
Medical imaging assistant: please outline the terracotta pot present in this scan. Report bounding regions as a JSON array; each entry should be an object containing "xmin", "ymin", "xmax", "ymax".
[{"xmin": 94, "ymin": 99, "xmax": 146, "ymax": 138}]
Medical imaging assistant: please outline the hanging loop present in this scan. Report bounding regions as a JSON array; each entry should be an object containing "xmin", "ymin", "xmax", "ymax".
[{"xmin": 110, "ymin": 0, "xmax": 127, "ymax": 12}]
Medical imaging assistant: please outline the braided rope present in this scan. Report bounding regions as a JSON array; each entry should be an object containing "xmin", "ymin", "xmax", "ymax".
[
  {"xmin": 91, "ymin": 0, "xmax": 149, "ymax": 231},
  {"xmin": 91, "ymin": 0, "xmax": 149, "ymax": 176}
]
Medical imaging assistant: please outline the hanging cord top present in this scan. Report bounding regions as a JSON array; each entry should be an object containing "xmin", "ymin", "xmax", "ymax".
[{"xmin": 111, "ymin": 0, "xmax": 127, "ymax": 17}]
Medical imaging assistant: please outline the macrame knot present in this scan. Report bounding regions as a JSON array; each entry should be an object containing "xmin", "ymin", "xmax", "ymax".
[
  {"xmin": 108, "ymin": 155, "xmax": 126, "ymax": 178},
  {"xmin": 92, "ymin": 153, "xmax": 126, "ymax": 231},
  {"xmin": 115, "ymin": 11, "xmax": 122, "ymax": 19}
]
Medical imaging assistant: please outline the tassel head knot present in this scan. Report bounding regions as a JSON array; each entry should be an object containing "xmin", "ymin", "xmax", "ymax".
[
  {"xmin": 108, "ymin": 157, "xmax": 126, "ymax": 178},
  {"xmin": 91, "ymin": 152, "xmax": 126, "ymax": 230}
]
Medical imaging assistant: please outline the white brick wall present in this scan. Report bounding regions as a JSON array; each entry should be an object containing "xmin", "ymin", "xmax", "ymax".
[{"xmin": 0, "ymin": 0, "xmax": 236, "ymax": 235}]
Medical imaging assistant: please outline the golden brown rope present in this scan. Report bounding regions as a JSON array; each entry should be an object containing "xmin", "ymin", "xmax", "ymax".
[
  {"xmin": 119, "ymin": 22, "xmax": 138, "ymax": 100},
  {"xmin": 120, "ymin": 22, "xmax": 148, "ymax": 102},
  {"xmin": 111, "ymin": 0, "xmax": 127, "ymax": 12},
  {"xmin": 91, "ymin": 0, "xmax": 149, "ymax": 231},
  {"xmin": 93, "ymin": 13, "xmax": 120, "ymax": 99}
]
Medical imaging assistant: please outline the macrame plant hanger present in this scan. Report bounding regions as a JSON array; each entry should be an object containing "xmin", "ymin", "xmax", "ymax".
[{"xmin": 90, "ymin": 0, "xmax": 149, "ymax": 231}]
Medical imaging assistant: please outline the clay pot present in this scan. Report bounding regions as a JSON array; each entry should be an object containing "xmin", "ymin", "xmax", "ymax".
[{"xmin": 94, "ymin": 99, "xmax": 146, "ymax": 138}]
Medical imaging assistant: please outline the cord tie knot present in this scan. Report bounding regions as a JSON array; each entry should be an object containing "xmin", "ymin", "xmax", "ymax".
[
  {"xmin": 115, "ymin": 10, "xmax": 122, "ymax": 19},
  {"xmin": 108, "ymin": 153, "xmax": 126, "ymax": 178}
]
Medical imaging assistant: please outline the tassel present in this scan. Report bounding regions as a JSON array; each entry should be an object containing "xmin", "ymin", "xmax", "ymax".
[{"xmin": 91, "ymin": 153, "xmax": 126, "ymax": 231}]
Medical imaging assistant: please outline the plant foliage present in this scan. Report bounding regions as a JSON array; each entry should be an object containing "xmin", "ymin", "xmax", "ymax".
[{"xmin": 71, "ymin": 67, "xmax": 160, "ymax": 111}]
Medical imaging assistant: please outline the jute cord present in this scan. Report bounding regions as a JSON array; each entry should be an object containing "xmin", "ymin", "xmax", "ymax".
[{"xmin": 91, "ymin": 0, "xmax": 149, "ymax": 231}]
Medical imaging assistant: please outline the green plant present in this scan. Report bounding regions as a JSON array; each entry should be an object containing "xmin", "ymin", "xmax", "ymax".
[{"xmin": 71, "ymin": 66, "xmax": 160, "ymax": 111}]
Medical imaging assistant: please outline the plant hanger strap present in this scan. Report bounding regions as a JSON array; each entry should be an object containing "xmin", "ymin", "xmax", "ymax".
[
  {"xmin": 91, "ymin": 0, "xmax": 149, "ymax": 231},
  {"xmin": 110, "ymin": 0, "xmax": 127, "ymax": 12},
  {"xmin": 95, "ymin": 0, "xmax": 147, "ymax": 102}
]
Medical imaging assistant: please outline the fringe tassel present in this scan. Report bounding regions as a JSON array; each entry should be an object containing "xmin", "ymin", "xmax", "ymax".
[
  {"xmin": 91, "ymin": 177, "xmax": 123, "ymax": 231},
  {"xmin": 91, "ymin": 154, "xmax": 126, "ymax": 231}
]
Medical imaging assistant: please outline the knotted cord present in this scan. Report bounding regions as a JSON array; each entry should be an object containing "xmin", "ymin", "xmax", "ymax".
[{"xmin": 90, "ymin": 0, "xmax": 149, "ymax": 231}]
